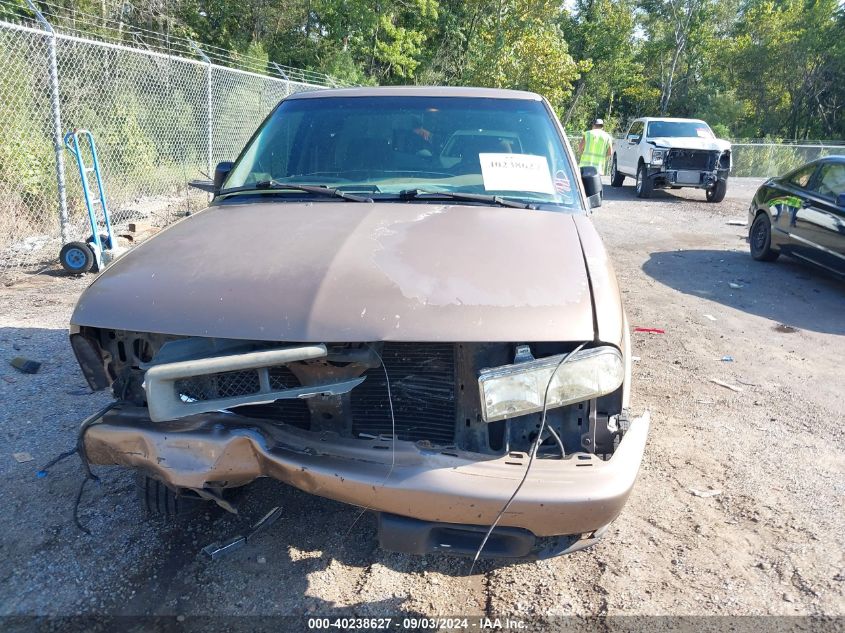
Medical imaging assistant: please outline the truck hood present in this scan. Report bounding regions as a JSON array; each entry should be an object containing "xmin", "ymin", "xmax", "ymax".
[
  {"xmin": 71, "ymin": 201, "xmax": 600, "ymax": 342},
  {"xmin": 649, "ymin": 137, "xmax": 731, "ymax": 151}
]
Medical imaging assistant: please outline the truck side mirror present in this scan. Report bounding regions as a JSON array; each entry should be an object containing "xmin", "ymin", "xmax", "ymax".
[
  {"xmin": 580, "ymin": 166, "xmax": 602, "ymax": 208},
  {"xmin": 627, "ymin": 134, "xmax": 640, "ymax": 144},
  {"xmin": 213, "ymin": 161, "xmax": 235, "ymax": 194}
]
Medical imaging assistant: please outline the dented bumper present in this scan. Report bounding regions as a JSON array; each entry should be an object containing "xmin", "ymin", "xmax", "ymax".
[{"xmin": 84, "ymin": 407, "xmax": 649, "ymax": 538}]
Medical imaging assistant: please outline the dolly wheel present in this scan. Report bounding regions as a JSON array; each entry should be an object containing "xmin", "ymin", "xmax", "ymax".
[{"xmin": 59, "ymin": 241, "xmax": 95, "ymax": 274}]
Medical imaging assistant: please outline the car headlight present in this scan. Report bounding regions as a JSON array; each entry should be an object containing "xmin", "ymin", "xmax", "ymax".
[
  {"xmin": 478, "ymin": 346, "xmax": 624, "ymax": 423},
  {"xmin": 651, "ymin": 149, "xmax": 667, "ymax": 165}
]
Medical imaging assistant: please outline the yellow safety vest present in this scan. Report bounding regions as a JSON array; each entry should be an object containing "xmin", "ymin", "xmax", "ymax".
[{"xmin": 579, "ymin": 129, "xmax": 613, "ymax": 175}]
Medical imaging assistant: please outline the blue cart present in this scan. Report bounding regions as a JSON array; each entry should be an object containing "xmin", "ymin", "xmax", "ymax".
[{"xmin": 59, "ymin": 130, "xmax": 115, "ymax": 273}]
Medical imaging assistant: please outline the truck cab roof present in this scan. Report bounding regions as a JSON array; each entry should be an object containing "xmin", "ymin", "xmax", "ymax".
[{"xmin": 629, "ymin": 116, "xmax": 709, "ymax": 125}]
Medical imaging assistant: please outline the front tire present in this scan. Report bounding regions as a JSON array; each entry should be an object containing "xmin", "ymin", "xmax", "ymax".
[
  {"xmin": 749, "ymin": 213, "xmax": 780, "ymax": 262},
  {"xmin": 610, "ymin": 156, "xmax": 625, "ymax": 187},
  {"xmin": 706, "ymin": 178, "xmax": 727, "ymax": 203},
  {"xmin": 136, "ymin": 474, "xmax": 209, "ymax": 519},
  {"xmin": 635, "ymin": 163, "xmax": 652, "ymax": 198}
]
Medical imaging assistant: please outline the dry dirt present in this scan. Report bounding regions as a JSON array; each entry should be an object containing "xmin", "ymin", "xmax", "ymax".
[{"xmin": 0, "ymin": 178, "xmax": 843, "ymax": 627}]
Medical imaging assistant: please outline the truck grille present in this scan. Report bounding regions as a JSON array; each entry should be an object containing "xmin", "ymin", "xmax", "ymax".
[
  {"xmin": 351, "ymin": 343, "xmax": 457, "ymax": 445},
  {"xmin": 176, "ymin": 370, "xmax": 260, "ymax": 401},
  {"xmin": 233, "ymin": 399, "xmax": 312, "ymax": 429},
  {"xmin": 207, "ymin": 365, "xmax": 312, "ymax": 429},
  {"xmin": 666, "ymin": 149, "xmax": 717, "ymax": 171},
  {"xmin": 175, "ymin": 365, "xmax": 299, "ymax": 402},
  {"xmin": 227, "ymin": 343, "xmax": 459, "ymax": 444}
]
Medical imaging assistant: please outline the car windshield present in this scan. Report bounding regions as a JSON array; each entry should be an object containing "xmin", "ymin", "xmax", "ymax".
[
  {"xmin": 647, "ymin": 121, "xmax": 713, "ymax": 139},
  {"xmin": 223, "ymin": 95, "xmax": 582, "ymax": 209}
]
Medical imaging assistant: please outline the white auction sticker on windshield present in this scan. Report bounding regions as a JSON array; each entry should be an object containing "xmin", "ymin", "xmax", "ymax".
[{"xmin": 479, "ymin": 153, "xmax": 555, "ymax": 195}]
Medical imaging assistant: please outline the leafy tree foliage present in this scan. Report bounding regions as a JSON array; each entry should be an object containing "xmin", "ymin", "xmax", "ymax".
[{"xmin": 21, "ymin": 0, "xmax": 845, "ymax": 138}]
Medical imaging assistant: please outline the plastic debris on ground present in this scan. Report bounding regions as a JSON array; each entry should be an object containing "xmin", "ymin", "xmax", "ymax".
[
  {"xmin": 703, "ymin": 314, "xmax": 717, "ymax": 321},
  {"xmin": 202, "ymin": 536, "xmax": 245, "ymax": 560},
  {"xmin": 13, "ymin": 452, "xmax": 34, "ymax": 463},
  {"xmin": 9, "ymin": 357, "xmax": 41, "ymax": 374},
  {"xmin": 729, "ymin": 282, "xmax": 743, "ymax": 289},
  {"xmin": 634, "ymin": 327, "xmax": 665, "ymax": 334},
  {"xmin": 726, "ymin": 220, "xmax": 746, "ymax": 226},
  {"xmin": 710, "ymin": 378, "xmax": 743, "ymax": 392},
  {"xmin": 720, "ymin": 356, "xmax": 734, "ymax": 362},
  {"xmin": 202, "ymin": 506, "xmax": 283, "ymax": 560},
  {"xmin": 689, "ymin": 488, "xmax": 722, "ymax": 498}
]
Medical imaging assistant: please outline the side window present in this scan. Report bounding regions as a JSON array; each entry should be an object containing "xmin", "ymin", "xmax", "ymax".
[
  {"xmin": 786, "ymin": 164, "xmax": 816, "ymax": 189},
  {"xmin": 811, "ymin": 163, "xmax": 845, "ymax": 199},
  {"xmin": 627, "ymin": 121, "xmax": 643, "ymax": 141}
]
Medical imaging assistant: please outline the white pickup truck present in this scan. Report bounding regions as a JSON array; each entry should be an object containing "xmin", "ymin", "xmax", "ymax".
[{"xmin": 609, "ymin": 117, "xmax": 731, "ymax": 202}]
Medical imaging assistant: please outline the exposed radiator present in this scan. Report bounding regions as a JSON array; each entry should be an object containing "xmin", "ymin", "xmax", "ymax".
[
  {"xmin": 351, "ymin": 343, "xmax": 457, "ymax": 444},
  {"xmin": 666, "ymin": 149, "xmax": 718, "ymax": 171}
]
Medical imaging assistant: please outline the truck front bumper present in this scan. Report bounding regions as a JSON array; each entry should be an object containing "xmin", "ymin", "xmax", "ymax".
[
  {"xmin": 84, "ymin": 406, "xmax": 650, "ymax": 541},
  {"xmin": 647, "ymin": 166, "xmax": 722, "ymax": 188},
  {"xmin": 647, "ymin": 164, "xmax": 730, "ymax": 189}
]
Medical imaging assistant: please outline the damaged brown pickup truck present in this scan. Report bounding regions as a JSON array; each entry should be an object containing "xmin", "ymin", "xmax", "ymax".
[{"xmin": 69, "ymin": 87, "xmax": 649, "ymax": 559}]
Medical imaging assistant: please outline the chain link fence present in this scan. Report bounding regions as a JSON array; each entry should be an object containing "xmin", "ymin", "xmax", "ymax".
[
  {"xmin": 568, "ymin": 136, "xmax": 843, "ymax": 176},
  {"xmin": 0, "ymin": 14, "xmax": 328, "ymax": 277},
  {"xmin": 2, "ymin": 9, "xmax": 842, "ymax": 278},
  {"xmin": 729, "ymin": 143, "xmax": 843, "ymax": 177}
]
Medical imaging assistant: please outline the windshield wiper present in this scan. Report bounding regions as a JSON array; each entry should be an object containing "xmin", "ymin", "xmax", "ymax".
[
  {"xmin": 220, "ymin": 180, "xmax": 373, "ymax": 202},
  {"xmin": 396, "ymin": 189, "xmax": 536, "ymax": 209}
]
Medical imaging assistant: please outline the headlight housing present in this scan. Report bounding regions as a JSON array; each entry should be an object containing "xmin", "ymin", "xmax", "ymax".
[
  {"xmin": 651, "ymin": 148, "xmax": 667, "ymax": 166},
  {"xmin": 478, "ymin": 346, "xmax": 624, "ymax": 423},
  {"xmin": 70, "ymin": 332, "xmax": 111, "ymax": 390}
]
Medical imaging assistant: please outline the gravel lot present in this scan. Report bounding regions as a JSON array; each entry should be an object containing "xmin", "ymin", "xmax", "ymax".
[{"xmin": 1, "ymin": 178, "xmax": 843, "ymax": 625}]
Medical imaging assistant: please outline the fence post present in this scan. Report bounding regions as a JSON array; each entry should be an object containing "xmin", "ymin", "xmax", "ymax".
[
  {"xmin": 271, "ymin": 62, "xmax": 292, "ymax": 98},
  {"xmin": 26, "ymin": 0, "xmax": 69, "ymax": 244},
  {"xmin": 191, "ymin": 41, "xmax": 213, "ymax": 183}
]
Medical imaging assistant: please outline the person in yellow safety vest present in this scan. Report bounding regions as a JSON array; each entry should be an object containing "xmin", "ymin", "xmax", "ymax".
[{"xmin": 578, "ymin": 118, "xmax": 613, "ymax": 176}]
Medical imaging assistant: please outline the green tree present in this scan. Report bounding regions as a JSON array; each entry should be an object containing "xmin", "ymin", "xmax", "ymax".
[
  {"xmin": 732, "ymin": 0, "xmax": 844, "ymax": 139},
  {"xmin": 14, "ymin": 0, "xmax": 845, "ymax": 140},
  {"xmin": 461, "ymin": 0, "xmax": 581, "ymax": 110},
  {"xmin": 561, "ymin": 0, "xmax": 640, "ymax": 132}
]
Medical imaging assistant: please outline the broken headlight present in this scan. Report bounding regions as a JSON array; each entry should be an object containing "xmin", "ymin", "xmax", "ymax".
[
  {"xmin": 70, "ymin": 332, "xmax": 111, "ymax": 390},
  {"xmin": 478, "ymin": 346, "xmax": 624, "ymax": 423},
  {"xmin": 651, "ymin": 148, "xmax": 667, "ymax": 166}
]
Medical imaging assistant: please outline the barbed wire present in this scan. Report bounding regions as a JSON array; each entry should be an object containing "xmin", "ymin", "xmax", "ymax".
[
  {"xmin": 0, "ymin": 0, "xmax": 345, "ymax": 86},
  {"xmin": 731, "ymin": 139, "xmax": 845, "ymax": 146}
]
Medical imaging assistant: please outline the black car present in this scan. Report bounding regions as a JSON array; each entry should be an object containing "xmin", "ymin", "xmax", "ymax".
[{"xmin": 748, "ymin": 155, "xmax": 845, "ymax": 276}]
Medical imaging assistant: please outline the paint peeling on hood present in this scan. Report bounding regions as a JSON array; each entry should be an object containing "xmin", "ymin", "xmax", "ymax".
[
  {"xmin": 373, "ymin": 205, "xmax": 587, "ymax": 309},
  {"xmin": 71, "ymin": 201, "xmax": 599, "ymax": 342}
]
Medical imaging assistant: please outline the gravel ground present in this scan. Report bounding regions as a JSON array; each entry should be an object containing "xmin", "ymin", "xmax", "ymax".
[{"xmin": 0, "ymin": 177, "xmax": 843, "ymax": 626}]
